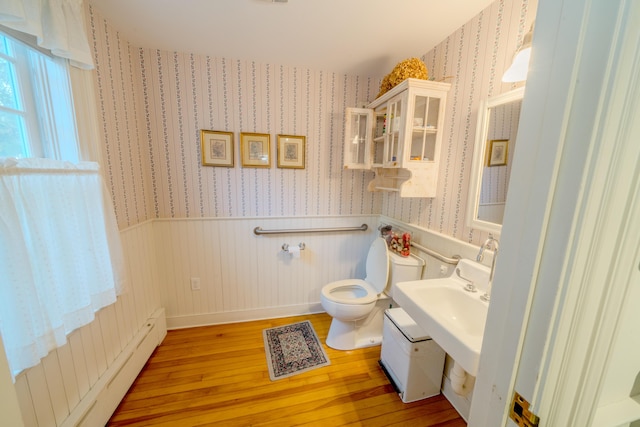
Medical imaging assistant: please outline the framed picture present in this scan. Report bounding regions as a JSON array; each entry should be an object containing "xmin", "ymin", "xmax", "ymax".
[
  {"xmin": 277, "ymin": 134, "xmax": 306, "ymax": 169},
  {"xmin": 201, "ymin": 130, "xmax": 234, "ymax": 167},
  {"xmin": 487, "ymin": 139, "xmax": 509, "ymax": 167},
  {"xmin": 240, "ymin": 132, "xmax": 271, "ymax": 168}
]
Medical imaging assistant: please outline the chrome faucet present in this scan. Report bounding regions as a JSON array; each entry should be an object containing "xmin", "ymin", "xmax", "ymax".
[{"xmin": 476, "ymin": 234, "xmax": 499, "ymax": 302}]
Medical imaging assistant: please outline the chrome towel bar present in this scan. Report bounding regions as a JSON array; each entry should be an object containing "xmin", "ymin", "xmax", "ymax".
[{"xmin": 254, "ymin": 223, "xmax": 368, "ymax": 235}]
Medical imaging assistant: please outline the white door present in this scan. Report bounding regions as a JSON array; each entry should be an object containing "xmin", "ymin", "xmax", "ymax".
[{"xmin": 469, "ymin": 0, "xmax": 640, "ymax": 425}]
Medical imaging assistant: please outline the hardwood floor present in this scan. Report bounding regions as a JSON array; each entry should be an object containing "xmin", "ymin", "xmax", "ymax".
[{"xmin": 108, "ymin": 313, "xmax": 467, "ymax": 426}]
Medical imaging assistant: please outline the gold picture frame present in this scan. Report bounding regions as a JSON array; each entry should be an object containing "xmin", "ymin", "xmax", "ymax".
[
  {"xmin": 487, "ymin": 139, "xmax": 509, "ymax": 167},
  {"xmin": 240, "ymin": 132, "xmax": 271, "ymax": 168},
  {"xmin": 201, "ymin": 130, "xmax": 234, "ymax": 167},
  {"xmin": 277, "ymin": 134, "xmax": 306, "ymax": 169}
]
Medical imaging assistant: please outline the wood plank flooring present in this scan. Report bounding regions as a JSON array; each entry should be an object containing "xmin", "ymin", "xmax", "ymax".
[{"xmin": 108, "ymin": 313, "xmax": 467, "ymax": 426}]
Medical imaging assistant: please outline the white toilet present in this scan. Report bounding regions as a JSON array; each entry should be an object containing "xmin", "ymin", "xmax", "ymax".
[{"xmin": 320, "ymin": 237, "xmax": 425, "ymax": 350}]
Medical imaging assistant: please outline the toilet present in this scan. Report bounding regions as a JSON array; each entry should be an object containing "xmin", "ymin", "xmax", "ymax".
[{"xmin": 320, "ymin": 237, "xmax": 425, "ymax": 350}]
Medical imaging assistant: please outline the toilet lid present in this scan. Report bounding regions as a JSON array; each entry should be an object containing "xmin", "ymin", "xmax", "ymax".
[{"xmin": 365, "ymin": 238, "xmax": 389, "ymax": 293}]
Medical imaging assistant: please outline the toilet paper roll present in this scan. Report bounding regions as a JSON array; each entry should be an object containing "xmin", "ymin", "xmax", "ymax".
[{"xmin": 288, "ymin": 246, "xmax": 300, "ymax": 258}]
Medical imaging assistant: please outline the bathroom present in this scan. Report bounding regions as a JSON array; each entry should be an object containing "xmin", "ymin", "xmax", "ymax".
[{"xmin": 3, "ymin": 0, "xmax": 640, "ymax": 425}]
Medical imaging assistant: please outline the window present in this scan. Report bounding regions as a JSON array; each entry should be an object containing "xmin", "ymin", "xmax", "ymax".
[
  {"xmin": 0, "ymin": 27, "xmax": 116, "ymax": 380},
  {"xmin": 0, "ymin": 30, "xmax": 79, "ymax": 162}
]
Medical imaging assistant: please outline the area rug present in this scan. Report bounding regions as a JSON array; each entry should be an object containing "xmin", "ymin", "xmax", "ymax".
[{"xmin": 263, "ymin": 320, "xmax": 331, "ymax": 381}]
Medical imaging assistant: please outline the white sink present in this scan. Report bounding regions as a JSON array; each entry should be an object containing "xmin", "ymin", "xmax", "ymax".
[{"xmin": 394, "ymin": 259, "xmax": 490, "ymax": 376}]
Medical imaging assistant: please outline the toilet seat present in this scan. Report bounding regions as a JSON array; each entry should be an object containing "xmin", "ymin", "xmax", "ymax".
[
  {"xmin": 321, "ymin": 279, "xmax": 379, "ymax": 305},
  {"xmin": 321, "ymin": 238, "xmax": 390, "ymax": 307}
]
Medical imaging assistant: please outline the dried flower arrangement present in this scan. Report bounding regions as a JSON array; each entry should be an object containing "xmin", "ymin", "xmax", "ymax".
[{"xmin": 376, "ymin": 57, "xmax": 429, "ymax": 98}]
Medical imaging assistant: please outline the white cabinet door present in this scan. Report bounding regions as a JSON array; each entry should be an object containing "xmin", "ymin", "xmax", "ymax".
[{"xmin": 343, "ymin": 107, "xmax": 373, "ymax": 170}]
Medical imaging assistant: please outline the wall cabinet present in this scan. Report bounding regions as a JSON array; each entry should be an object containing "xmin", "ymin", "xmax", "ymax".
[{"xmin": 344, "ymin": 78, "xmax": 450, "ymax": 197}]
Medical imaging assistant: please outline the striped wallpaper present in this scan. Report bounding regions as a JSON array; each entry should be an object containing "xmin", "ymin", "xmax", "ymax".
[
  {"xmin": 89, "ymin": 8, "xmax": 151, "ymax": 227},
  {"xmin": 89, "ymin": 6, "xmax": 382, "ymax": 229},
  {"xmin": 381, "ymin": 0, "xmax": 536, "ymax": 245},
  {"xmin": 89, "ymin": 0, "xmax": 536, "ymax": 245}
]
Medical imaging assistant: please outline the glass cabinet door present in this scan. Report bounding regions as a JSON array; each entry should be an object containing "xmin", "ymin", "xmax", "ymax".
[
  {"xmin": 383, "ymin": 97, "xmax": 402, "ymax": 167},
  {"xmin": 372, "ymin": 113, "xmax": 386, "ymax": 166},
  {"xmin": 343, "ymin": 107, "xmax": 372, "ymax": 169},
  {"xmin": 409, "ymin": 95, "xmax": 440, "ymax": 164}
]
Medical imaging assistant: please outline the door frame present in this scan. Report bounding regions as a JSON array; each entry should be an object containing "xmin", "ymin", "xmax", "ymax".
[{"xmin": 469, "ymin": 0, "xmax": 640, "ymax": 425}]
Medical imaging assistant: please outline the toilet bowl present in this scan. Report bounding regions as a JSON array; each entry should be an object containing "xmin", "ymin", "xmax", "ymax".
[
  {"xmin": 320, "ymin": 237, "xmax": 424, "ymax": 350},
  {"xmin": 321, "ymin": 279, "xmax": 380, "ymax": 321}
]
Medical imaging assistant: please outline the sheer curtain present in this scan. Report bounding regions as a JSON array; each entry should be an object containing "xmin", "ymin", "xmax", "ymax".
[
  {"xmin": 0, "ymin": 158, "xmax": 125, "ymax": 379},
  {"xmin": 0, "ymin": 0, "xmax": 93, "ymax": 69}
]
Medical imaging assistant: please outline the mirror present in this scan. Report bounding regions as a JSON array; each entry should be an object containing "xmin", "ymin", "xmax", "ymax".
[{"xmin": 467, "ymin": 87, "xmax": 525, "ymax": 235}]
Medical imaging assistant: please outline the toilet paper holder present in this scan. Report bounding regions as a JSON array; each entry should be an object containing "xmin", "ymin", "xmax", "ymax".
[{"xmin": 282, "ymin": 243, "xmax": 306, "ymax": 252}]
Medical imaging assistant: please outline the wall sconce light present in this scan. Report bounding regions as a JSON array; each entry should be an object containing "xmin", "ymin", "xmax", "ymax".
[{"xmin": 502, "ymin": 22, "xmax": 535, "ymax": 82}]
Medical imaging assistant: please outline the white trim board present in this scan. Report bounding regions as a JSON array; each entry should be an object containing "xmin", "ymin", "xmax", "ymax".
[{"xmin": 166, "ymin": 304, "xmax": 324, "ymax": 330}]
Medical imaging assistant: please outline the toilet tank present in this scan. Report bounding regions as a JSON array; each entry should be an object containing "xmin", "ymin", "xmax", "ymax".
[{"xmin": 388, "ymin": 252, "xmax": 425, "ymax": 295}]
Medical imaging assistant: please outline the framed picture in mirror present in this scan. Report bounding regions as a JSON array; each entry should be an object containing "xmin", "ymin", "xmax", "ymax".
[
  {"xmin": 487, "ymin": 139, "xmax": 509, "ymax": 167},
  {"xmin": 467, "ymin": 87, "xmax": 524, "ymax": 234}
]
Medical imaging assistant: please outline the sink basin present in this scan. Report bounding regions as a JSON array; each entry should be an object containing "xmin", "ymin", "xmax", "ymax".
[{"xmin": 394, "ymin": 259, "xmax": 490, "ymax": 376}]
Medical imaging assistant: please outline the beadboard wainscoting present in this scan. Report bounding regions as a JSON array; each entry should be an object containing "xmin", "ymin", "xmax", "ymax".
[
  {"xmin": 15, "ymin": 221, "xmax": 164, "ymax": 427},
  {"xmin": 12, "ymin": 214, "xmax": 489, "ymax": 424},
  {"xmin": 380, "ymin": 215, "xmax": 487, "ymax": 280},
  {"xmin": 154, "ymin": 215, "xmax": 379, "ymax": 329}
]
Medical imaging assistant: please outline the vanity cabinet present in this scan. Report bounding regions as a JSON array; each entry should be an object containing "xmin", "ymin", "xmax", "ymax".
[{"xmin": 343, "ymin": 78, "xmax": 450, "ymax": 197}]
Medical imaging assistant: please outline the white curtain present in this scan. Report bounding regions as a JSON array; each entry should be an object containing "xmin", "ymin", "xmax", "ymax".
[
  {"xmin": 0, "ymin": 0, "xmax": 93, "ymax": 69},
  {"xmin": 0, "ymin": 158, "xmax": 124, "ymax": 379}
]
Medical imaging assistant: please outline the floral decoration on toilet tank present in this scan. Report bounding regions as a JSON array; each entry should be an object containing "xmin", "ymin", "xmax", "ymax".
[{"xmin": 379, "ymin": 225, "xmax": 411, "ymax": 257}]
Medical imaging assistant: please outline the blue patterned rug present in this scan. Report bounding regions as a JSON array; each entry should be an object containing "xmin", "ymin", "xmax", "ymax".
[{"xmin": 263, "ymin": 320, "xmax": 331, "ymax": 381}]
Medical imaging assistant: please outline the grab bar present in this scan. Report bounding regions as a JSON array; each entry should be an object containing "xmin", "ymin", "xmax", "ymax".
[
  {"xmin": 254, "ymin": 223, "xmax": 368, "ymax": 235},
  {"xmin": 410, "ymin": 241, "xmax": 461, "ymax": 265}
]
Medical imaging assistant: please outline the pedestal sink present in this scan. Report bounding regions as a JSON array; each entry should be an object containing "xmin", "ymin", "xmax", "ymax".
[{"xmin": 394, "ymin": 259, "xmax": 490, "ymax": 376}]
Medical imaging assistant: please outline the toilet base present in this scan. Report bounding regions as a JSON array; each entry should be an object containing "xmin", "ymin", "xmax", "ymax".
[{"xmin": 325, "ymin": 304, "xmax": 390, "ymax": 350}]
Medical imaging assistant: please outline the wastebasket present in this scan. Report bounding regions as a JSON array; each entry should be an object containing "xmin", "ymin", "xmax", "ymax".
[{"xmin": 379, "ymin": 307, "xmax": 446, "ymax": 403}]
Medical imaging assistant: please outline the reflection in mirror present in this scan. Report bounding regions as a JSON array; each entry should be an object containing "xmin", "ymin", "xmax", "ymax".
[
  {"xmin": 467, "ymin": 87, "xmax": 525, "ymax": 235},
  {"xmin": 479, "ymin": 99, "xmax": 522, "ymax": 223}
]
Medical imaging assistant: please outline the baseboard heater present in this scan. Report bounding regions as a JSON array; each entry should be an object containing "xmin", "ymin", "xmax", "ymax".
[{"xmin": 61, "ymin": 308, "xmax": 167, "ymax": 427}]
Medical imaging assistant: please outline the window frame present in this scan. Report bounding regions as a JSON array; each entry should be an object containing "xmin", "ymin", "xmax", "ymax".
[
  {"xmin": 0, "ymin": 35, "xmax": 43, "ymax": 158},
  {"xmin": 0, "ymin": 27, "xmax": 86, "ymax": 163}
]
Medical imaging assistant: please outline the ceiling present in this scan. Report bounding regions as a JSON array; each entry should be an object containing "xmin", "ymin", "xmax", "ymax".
[{"xmin": 88, "ymin": 0, "xmax": 495, "ymax": 79}]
